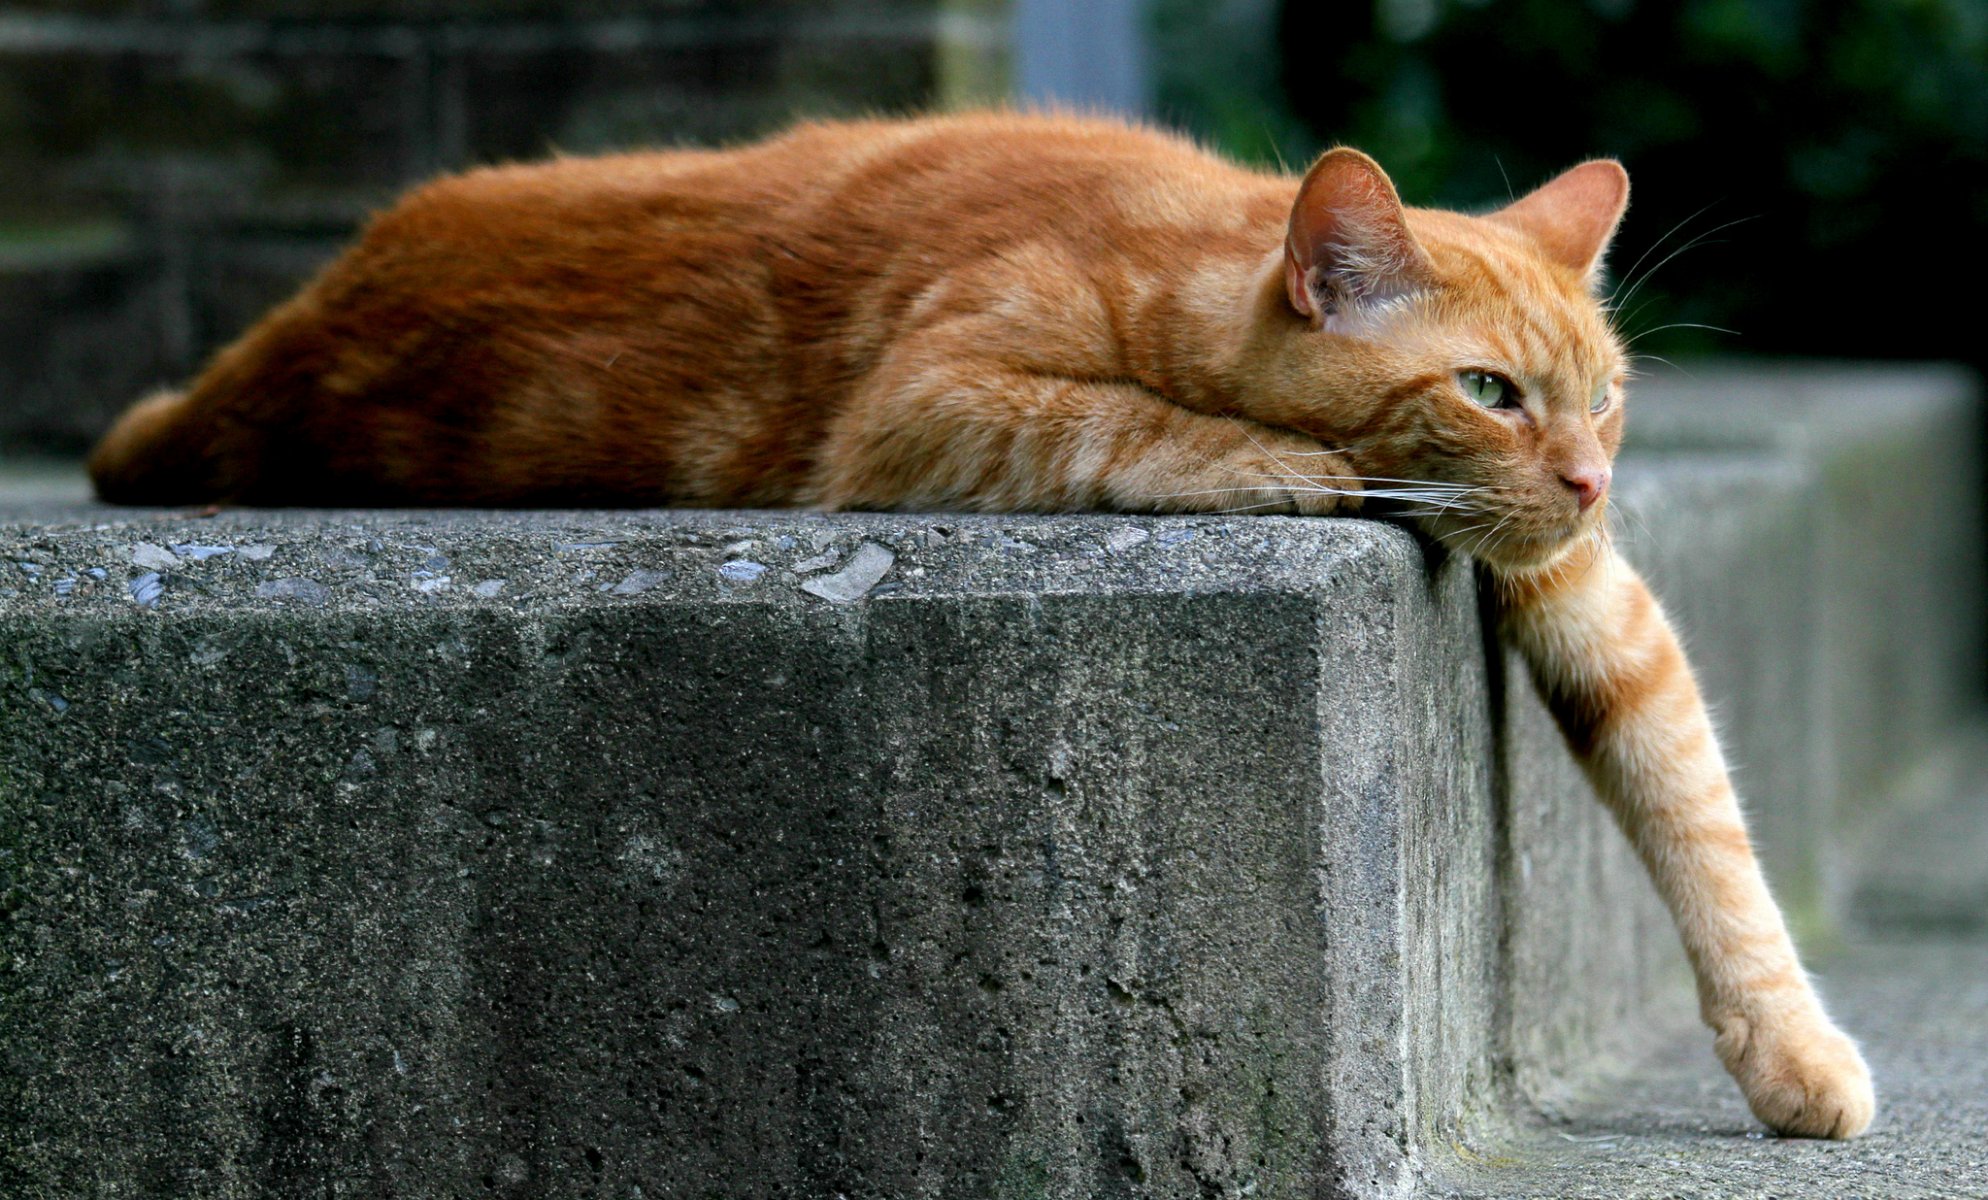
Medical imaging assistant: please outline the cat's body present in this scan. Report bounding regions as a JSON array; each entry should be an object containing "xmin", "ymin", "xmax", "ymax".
[
  {"xmin": 97, "ymin": 114, "xmax": 1298, "ymax": 509},
  {"xmin": 88, "ymin": 112, "xmax": 1875, "ymax": 1139}
]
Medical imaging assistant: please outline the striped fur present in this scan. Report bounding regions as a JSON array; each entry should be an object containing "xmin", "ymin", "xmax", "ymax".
[
  {"xmin": 1503, "ymin": 546, "xmax": 1874, "ymax": 1138},
  {"xmin": 87, "ymin": 111, "xmax": 1871, "ymax": 1137}
]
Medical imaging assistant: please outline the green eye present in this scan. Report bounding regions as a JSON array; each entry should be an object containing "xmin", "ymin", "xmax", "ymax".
[
  {"xmin": 1459, "ymin": 370, "xmax": 1517, "ymax": 409},
  {"xmin": 1591, "ymin": 383, "xmax": 1612, "ymax": 414}
]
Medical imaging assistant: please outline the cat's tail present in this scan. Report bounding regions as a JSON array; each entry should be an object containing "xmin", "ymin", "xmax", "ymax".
[{"xmin": 88, "ymin": 388, "xmax": 229, "ymax": 505}]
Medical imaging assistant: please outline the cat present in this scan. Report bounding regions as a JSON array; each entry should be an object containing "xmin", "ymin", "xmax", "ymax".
[{"xmin": 86, "ymin": 111, "xmax": 1874, "ymax": 1138}]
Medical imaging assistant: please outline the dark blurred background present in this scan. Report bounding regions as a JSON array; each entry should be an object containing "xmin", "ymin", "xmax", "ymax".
[
  {"xmin": 1156, "ymin": 0, "xmax": 1988, "ymax": 382},
  {"xmin": 2, "ymin": 0, "xmax": 1984, "ymax": 456}
]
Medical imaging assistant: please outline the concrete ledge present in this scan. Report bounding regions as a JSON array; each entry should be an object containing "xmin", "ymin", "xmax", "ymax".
[
  {"xmin": 0, "ymin": 477, "xmax": 1823, "ymax": 1198},
  {"xmin": 2, "ymin": 508, "xmax": 1494, "ymax": 1198}
]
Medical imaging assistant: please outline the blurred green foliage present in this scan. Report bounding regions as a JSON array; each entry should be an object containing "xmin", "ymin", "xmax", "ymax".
[{"xmin": 1152, "ymin": 0, "xmax": 1988, "ymax": 368}]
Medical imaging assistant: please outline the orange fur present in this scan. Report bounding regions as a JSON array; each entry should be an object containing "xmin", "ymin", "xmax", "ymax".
[
  {"xmin": 87, "ymin": 111, "xmax": 1872, "ymax": 1137},
  {"xmin": 1503, "ymin": 545, "xmax": 1873, "ymax": 1137}
]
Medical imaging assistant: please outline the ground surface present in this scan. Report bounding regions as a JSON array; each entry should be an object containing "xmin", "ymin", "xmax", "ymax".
[
  {"xmin": 1439, "ymin": 935, "xmax": 1988, "ymax": 1199},
  {"xmin": 1441, "ymin": 747, "xmax": 1988, "ymax": 1200}
]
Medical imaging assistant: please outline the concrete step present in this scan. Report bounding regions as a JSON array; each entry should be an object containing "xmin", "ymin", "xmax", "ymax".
[
  {"xmin": 1425, "ymin": 934, "xmax": 1988, "ymax": 1200},
  {"xmin": 0, "ymin": 466, "xmax": 1839, "ymax": 1198},
  {"xmin": 1629, "ymin": 362, "xmax": 1987, "ymax": 932},
  {"xmin": 1, "ymin": 503, "xmax": 1499, "ymax": 1198},
  {"xmin": 1851, "ymin": 721, "xmax": 1988, "ymax": 937}
]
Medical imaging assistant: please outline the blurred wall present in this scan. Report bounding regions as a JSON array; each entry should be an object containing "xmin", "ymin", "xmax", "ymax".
[
  {"xmin": 0, "ymin": 1, "xmax": 1008, "ymax": 456},
  {"xmin": 1012, "ymin": 0, "xmax": 1147, "ymax": 114}
]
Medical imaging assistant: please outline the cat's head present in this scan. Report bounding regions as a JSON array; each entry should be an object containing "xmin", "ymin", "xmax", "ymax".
[{"xmin": 1249, "ymin": 150, "xmax": 1631, "ymax": 574}]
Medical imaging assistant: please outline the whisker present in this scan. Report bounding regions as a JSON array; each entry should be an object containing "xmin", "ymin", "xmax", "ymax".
[
  {"xmin": 1466, "ymin": 512, "xmax": 1518, "ymax": 560},
  {"xmin": 1229, "ymin": 420, "xmax": 1314, "ymax": 491},
  {"xmin": 1220, "ymin": 481, "xmax": 1484, "ymax": 506},
  {"xmin": 1624, "ymin": 321, "xmax": 1740, "ymax": 346},
  {"xmin": 1612, "ymin": 214, "xmax": 1756, "ymax": 317},
  {"xmin": 1608, "ymin": 201, "xmax": 1721, "ymax": 307},
  {"xmin": 1626, "ymin": 352, "xmax": 1695, "ymax": 380},
  {"xmin": 1442, "ymin": 520, "xmax": 1498, "ymax": 543},
  {"xmin": 1219, "ymin": 470, "xmax": 1494, "ymax": 500},
  {"xmin": 1611, "ymin": 496, "xmax": 1653, "ymax": 544},
  {"xmin": 1213, "ymin": 498, "xmax": 1325, "ymax": 516}
]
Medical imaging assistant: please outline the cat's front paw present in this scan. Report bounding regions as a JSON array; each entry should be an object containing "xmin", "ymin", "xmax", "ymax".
[
  {"xmin": 1714, "ymin": 1006, "xmax": 1875, "ymax": 1139},
  {"xmin": 1203, "ymin": 432, "xmax": 1360, "ymax": 516}
]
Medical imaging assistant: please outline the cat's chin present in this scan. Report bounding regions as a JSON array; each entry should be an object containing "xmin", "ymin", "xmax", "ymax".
[{"xmin": 1439, "ymin": 520, "xmax": 1596, "ymax": 575}]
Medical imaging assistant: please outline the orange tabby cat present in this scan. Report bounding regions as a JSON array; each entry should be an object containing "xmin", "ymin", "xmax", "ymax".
[{"xmin": 87, "ymin": 112, "xmax": 1873, "ymax": 1138}]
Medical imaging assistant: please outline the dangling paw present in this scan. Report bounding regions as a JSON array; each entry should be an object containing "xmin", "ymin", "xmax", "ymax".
[{"xmin": 1714, "ymin": 1006, "xmax": 1876, "ymax": 1139}]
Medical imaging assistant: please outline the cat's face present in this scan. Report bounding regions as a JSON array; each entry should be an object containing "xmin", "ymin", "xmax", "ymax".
[{"xmin": 1264, "ymin": 153, "xmax": 1632, "ymax": 573}]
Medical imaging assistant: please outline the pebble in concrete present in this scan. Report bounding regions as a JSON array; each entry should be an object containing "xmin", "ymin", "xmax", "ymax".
[
  {"xmin": 255, "ymin": 577, "xmax": 331, "ymax": 607},
  {"xmin": 127, "ymin": 572, "xmax": 162, "ymax": 608},
  {"xmin": 129, "ymin": 542, "xmax": 180, "ymax": 571},
  {"xmin": 608, "ymin": 569, "xmax": 667, "ymax": 596},
  {"xmin": 800, "ymin": 542, "xmax": 894, "ymax": 603},
  {"xmin": 1106, "ymin": 528, "xmax": 1150, "ymax": 554},
  {"xmin": 171, "ymin": 544, "xmax": 234, "ymax": 561}
]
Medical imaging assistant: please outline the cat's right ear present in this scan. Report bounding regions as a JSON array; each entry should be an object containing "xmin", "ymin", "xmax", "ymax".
[
  {"xmin": 1285, "ymin": 148, "xmax": 1435, "ymax": 330},
  {"xmin": 1489, "ymin": 159, "xmax": 1630, "ymax": 285}
]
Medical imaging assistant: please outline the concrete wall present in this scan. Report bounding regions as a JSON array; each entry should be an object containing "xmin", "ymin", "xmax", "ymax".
[
  {"xmin": 0, "ymin": 510, "xmax": 1490, "ymax": 1197},
  {"xmin": 1628, "ymin": 364, "xmax": 1986, "ymax": 925}
]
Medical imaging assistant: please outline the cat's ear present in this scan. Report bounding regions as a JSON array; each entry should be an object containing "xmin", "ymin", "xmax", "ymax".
[
  {"xmin": 1284, "ymin": 148, "xmax": 1435, "ymax": 329},
  {"xmin": 1490, "ymin": 160, "xmax": 1629, "ymax": 284}
]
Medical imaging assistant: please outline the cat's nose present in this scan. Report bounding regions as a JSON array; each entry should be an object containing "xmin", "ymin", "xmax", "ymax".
[{"xmin": 1563, "ymin": 467, "xmax": 1610, "ymax": 511}]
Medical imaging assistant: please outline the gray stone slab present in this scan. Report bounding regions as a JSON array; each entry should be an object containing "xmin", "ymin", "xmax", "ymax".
[
  {"xmin": 0, "ymin": 506, "xmax": 1492, "ymax": 1199},
  {"xmin": 1851, "ymin": 722, "xmax": 1988, "ymax": 936}
]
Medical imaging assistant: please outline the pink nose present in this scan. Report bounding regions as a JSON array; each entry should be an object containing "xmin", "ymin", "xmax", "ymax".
[{"xmin": 1564, "ymin": 467, "xmax": 1610, "ymax": 511}]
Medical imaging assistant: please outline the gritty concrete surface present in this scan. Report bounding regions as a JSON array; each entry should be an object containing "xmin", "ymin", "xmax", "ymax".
[
  {"xmin": 0, "ymin": 457, "xmax": 1823, "ymax": 1199},
  {"xmin": 1426, "ymin": 934, "xmax": 1988, "ymax": 1200},
  {"xmin": 0, "ymin": 499, "xmax": 1496, "ymax": 1199}
]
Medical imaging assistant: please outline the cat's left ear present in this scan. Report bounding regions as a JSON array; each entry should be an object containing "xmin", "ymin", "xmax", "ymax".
[
  {"xmin": 1285, "ymin": 148, "xmax": 1436, "ymax": 330},
  {"xmin": 1490, "ymin": 160, "xmax": 1630, "ymax": 286}
]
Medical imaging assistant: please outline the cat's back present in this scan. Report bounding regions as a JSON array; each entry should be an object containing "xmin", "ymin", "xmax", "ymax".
[
  {"xmin": 319, "ymin": 110, "xmax": 1290, "ymax": 430},
  {"xmin": 90, "ymin": 113, "xmax": 1291, "ymax": 507},
  {"xmin": 772, "ymin": 111, "xmax": 1288, "ymax": 262},
  {"xmin": 371, "ymin": 111, "xmax": 1281, "ymax": 265}
]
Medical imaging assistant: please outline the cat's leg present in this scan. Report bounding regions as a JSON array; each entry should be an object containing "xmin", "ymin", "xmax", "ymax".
[
  {"xmin": 1500, "ymin": 539, "xmax": 1875, "ymax": 1139},
  {"xmin": 813, "ymin": 360, "xmax": 1362, "ymax": 516}
]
